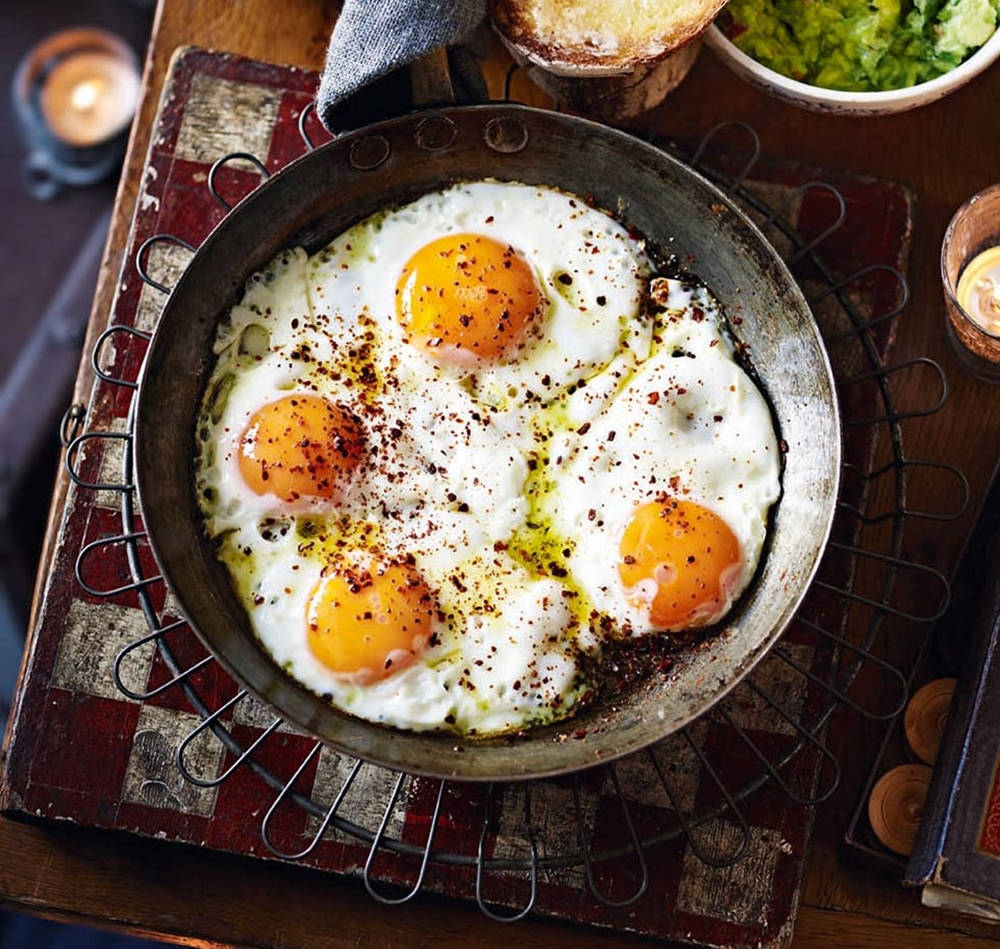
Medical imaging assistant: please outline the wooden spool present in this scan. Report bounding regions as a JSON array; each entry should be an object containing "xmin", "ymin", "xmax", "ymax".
[
  {"xmin": 904, "ymin": 678, "xmax": 956, "ymax": 765},
  {"xmin": 867, "ymin": 763, "xmax": 933, "ymax": 856}
]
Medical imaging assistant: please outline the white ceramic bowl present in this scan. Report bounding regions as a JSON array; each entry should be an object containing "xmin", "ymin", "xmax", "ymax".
[{"xmin": 705, "ymin": 21, "xmax": 1000, "ymax": 115}]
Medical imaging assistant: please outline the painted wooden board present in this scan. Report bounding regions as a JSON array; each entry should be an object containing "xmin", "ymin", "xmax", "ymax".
[{"xmin": 2, "ymin": 47, "xmax": 913, "ymax": 949}]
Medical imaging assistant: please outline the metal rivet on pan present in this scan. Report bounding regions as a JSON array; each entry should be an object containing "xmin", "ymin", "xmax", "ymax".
[
  {"xmin": 484, "ymin": 116, "xmax": 529, "ymax": 154},
  {"xmin": 414, "ymin": 115, "xmax": 457, "ymax": 151},
  {"xmin": 349, "ymin": 135, "xmax": 391, "ymax": 170}
]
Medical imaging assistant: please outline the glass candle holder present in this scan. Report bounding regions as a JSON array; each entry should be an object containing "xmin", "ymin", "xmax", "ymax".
[
  {"xmin": 942, "ymin": 183, "xmax": 1000, "ymax": 384},
  {"xmin": 12, "ymin": 28, "xmax": 141, "ymax": 200}
]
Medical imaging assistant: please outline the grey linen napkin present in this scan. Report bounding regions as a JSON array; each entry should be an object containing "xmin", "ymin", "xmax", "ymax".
[{"xmin": 317, "ymin": 0, "xmax": 488, "ymax": 131}]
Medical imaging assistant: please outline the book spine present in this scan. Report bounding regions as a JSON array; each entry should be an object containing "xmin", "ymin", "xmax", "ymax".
[{"xmin": 905, "ymin": 537, "xmax": 1000, "ymax": 884}]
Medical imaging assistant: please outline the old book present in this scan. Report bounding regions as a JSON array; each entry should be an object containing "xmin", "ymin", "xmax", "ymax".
[{"xmin": 905, "ymin": 534, "xmax": 1000, "ymax": 921}]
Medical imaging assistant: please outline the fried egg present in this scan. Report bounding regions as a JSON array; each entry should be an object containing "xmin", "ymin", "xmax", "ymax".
[
  {"xmin": 195, "ymin": 181, "xmax": 781, "ymax": 736},
  {"xmin": 547, "ymin": 279, "xmax": 780, "ymax": 633}
]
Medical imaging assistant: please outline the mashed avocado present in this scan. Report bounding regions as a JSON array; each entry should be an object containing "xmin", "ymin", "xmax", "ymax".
[{"xmin": 722, "ymin": 0, "xmax": 999, "ymax": 90}]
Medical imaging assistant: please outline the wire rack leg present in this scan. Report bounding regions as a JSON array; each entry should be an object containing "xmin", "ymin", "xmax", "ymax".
[
  {"xmin": 647, "ymin": 745, "xmax": 745, "ymax": 868},
  {"xmin": 575, "ymin": 767, "xmax": 648, "ymax": 906},
  {"xmin": 475, "ymin": 783, "xmax": 538, "ymax": 922},
  {"xmin": 363, "ymin": 774, "xmax": 444, "ymax": 904},
  {"xmin": 175, "ymin": 690, "xmax": 283, "ymax": 787},
  {"xmin": 262, "ymin": 750, "xmax": 362, "ymax": 861},
  {"xmin": 113, "ymin": 619, "xmax": 212, "ymax": 700}
]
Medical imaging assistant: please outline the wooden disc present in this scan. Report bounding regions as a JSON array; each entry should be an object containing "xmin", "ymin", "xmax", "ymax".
[
  {"xmin": 868, "ymin": 763, "xmax": 933, "ymax": 856},
  {"xmin": 904, "ymin": 678, "xmax": 957, "ymax": 765}
]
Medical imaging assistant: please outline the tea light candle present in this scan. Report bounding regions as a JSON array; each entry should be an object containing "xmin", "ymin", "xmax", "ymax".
[
  {"xmin": 941, "ymin": 183, "xmax": 1000, "ymax": 384},
  {"xmin": 956, "ymin": 247, "xmax": 1000, "ymax": 334},
  {"xmin": 39, "ymin": 49, "xmax": 140, "ymax": 147},
  {"xmin": 13, "ymin": 28, "xmax": 141, "ymax": 199}
]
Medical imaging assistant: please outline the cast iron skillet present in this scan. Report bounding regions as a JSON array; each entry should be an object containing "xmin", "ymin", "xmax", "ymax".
[{"xmin": 134, "ymin": 103, "xmax": 841, "ymax": 781}]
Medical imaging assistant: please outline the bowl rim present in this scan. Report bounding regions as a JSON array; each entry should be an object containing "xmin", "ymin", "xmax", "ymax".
[{"xmin": 706, "ymin": 20, "xmax": 1000, "ymax": 104}]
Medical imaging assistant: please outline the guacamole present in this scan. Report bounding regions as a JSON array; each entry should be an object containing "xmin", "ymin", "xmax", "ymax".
[{"xmin": 722, "ymin": 0, "xmax": 999, "ymax": 90}]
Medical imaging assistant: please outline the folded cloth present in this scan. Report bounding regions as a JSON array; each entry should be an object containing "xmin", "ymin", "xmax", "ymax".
[{"xmin": 317, "ymin": 0, "xmax": 487, "ymax": 131}]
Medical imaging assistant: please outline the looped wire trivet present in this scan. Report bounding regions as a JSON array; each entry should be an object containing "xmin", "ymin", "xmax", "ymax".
[{"xmin": 64, "ymin": 64, "xmax": 967, "ymax": 926}]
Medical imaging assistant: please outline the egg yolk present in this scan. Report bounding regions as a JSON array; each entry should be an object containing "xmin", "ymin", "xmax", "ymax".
[
  {"xmin": 395, "ymin": 233, "xmax": 544, "ymax": 364},
  {"xmin": 618, "ymin": 499, "xmax": 742, "ymax": 631},
  {"xmin": 306, "ymin": 562, "xmax": 436, "ymax": 683},
  {"xmin": 238, "ymin": 395, "xmax": 364, "ymax": 503}
]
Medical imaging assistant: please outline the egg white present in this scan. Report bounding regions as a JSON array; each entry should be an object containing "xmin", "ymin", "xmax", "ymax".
[{"xmin": 195, "ymin": 182, "xmax": 780, "ymax": 736}]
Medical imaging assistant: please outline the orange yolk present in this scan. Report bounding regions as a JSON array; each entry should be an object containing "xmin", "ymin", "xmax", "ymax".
[
  {"xmin": 305, "ymin": 562, "xmax": 436, "ymax": 683},
  {"xmin": 238, "ymin": 395, "xmax": 364, "ymax": 503},
  {"xmin": 618, "ymin": 499, "xmax": 742, "ymax": 631},
  {"xmin": 395, "ymin": 233, "xmax": 544, "ymax": 364}
]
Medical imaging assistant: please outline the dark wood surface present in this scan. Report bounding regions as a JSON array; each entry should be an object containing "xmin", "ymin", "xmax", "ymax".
[
  {"xmin": 4, "ymin": 0, "xmax": 1000, "ymax": 945},
  {"xmin": 0, "ymin": 0, "xmax": 152, "ymax": 655}
]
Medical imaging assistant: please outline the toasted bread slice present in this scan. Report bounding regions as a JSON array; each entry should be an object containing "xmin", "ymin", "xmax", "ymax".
[{"xmin": 491, "ymin": 0, "xmax": 726, "ymax": 73}]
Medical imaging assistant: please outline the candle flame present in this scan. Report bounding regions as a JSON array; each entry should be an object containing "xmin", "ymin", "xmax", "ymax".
[{"xmin": 70, "ymin": 78, "xmax": 103, "ymax": 112}]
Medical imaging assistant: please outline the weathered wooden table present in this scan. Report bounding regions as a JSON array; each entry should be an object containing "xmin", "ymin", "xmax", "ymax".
[{"xmin": 3, "ymin": 1, "xmax": 1000, "ymax": 945}]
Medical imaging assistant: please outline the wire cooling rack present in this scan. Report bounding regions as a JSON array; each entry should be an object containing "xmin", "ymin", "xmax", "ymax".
[{"xmin": 64, "ymin": 114, "xmax": 968, "ymax": 920}]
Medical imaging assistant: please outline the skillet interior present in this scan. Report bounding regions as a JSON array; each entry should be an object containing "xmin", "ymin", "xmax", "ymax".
[{"xmin": 135, "ymin": 104, "xmax": 841, "ymax": 781}]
